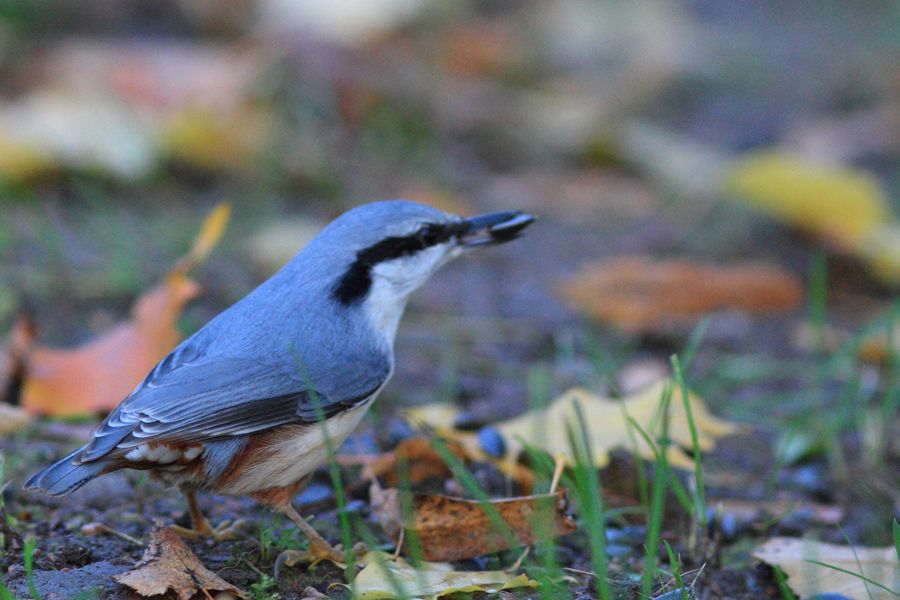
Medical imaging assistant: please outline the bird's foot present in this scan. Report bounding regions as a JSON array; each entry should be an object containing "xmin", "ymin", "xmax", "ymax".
[
  {"xmin": 170, "ymin": 518, "xmax": 249, "ymax": 542},
  {"xmin": 274, "ymin": 541, "xmax": 368, "ymax": 578}
]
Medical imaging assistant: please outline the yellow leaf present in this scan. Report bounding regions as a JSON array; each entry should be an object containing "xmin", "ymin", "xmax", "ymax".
[
  {"xmin": 753, "ymin": 537, "xmax": 900, "ymax": 600},
  {"xmin": 172, "ymin": 200, "xmax": 232, "ymax": 274},
  {"xmin": 352, "ymin": 551, "xmax": 537, "ymax": 599},
  {"xmin": 857, "ymin": 225, "xmax": 900, "ymax": 286},
  {"xmin": 405, "ymin": 379, "xmax": 738, "ymax": 476},
  {"xmin": 725, "ymin": 151, "xmax": 890, "ymax": 247}
]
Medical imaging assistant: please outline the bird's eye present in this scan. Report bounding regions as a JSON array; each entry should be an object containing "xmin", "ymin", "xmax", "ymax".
[{"xmin": 417, "ymin": 224, "xmax": 441, "ymax": 246}]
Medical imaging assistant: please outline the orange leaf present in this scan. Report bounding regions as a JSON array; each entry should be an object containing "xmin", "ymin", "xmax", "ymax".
[
  {"xmin": 21, "ymin": 273, "xmax": 200, "ymax": 417},
  {"xmin": 16, "ymin": 203, "xmax": 229, "ymax": 417},
  {"xmin": 557, "ymin": 256, "xmax": 802, "ymax": 333},
  {"xmin": 369, "ymin": 437, "xmax": 464, "ymax": 487}
]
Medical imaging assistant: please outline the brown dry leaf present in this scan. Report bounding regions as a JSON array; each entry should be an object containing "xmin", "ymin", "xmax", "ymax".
[
  {"xmin": 557, "ymin": 256, "xmax": 802, "ymax": 333},
  {"xmin": 753, "ymin": 537, "xmax": 900, "ymax": 600},
  {"xmin": 406, "ymin": 379, "xmax": 738, "ymax": 475},
  {"xmin": 353, "ymin": 551, "xmax": 536, "ymax": 600},
  {"xmin": 17, "ymin": 202, "xmax": 229, "ymax": 417},
  {"xmin": 114, "ymin": 526, "xmax": 246, "ymax": 600},
  {"xmin": 371, "ymin": 483, "xmax": 576, "ymax": 562},
  {"xmin": 368, "ymin": 437, "xmax": 464, "ymax": 487}
]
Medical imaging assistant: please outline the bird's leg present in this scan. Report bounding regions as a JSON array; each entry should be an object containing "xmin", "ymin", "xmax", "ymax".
[
  {"xmin": 170, "ymin": 487, "xmax": 247, "ymax": 541},
  {"xmin": 252, "ymin": 483, "xmax": 365, "ymax": 576}
]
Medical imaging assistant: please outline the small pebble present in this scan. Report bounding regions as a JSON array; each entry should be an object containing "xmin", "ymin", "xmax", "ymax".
[
  {"xmin": 477, "ymin": 426, "xmax": 506, "ymax": 458},
  {"xmin": 719, "ymin": 511, "xmax": 739, "ymax": 538},
  {"xmin": 652, "ymin": 590, "xmax": 695, "ymax": 600},
  {"xmin": 620, "ymin": 525, "xmax": 648, "ymax": 543},
  {"xmin": 379, "ymin": 417, "xmax": 415, "ymax": 448},
  {"xmin": 605, "ymin": 528, "xmax": 625, "ymax": 542},
  {"xmin": 605, "ymin": 544, "xmax": 632, "ymax": 557},
  {"xmin": 296, "ymin": 483, "xmax": 333, "ymax": 506}
]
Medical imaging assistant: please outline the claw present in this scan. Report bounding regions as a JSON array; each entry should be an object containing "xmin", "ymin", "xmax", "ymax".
[
  {"xmin": 170, "ymin": 518, "xmax": 249, "ymax": 542},
  {"xmin": 273, "ymin": 541, "xmax": 369, "ymax": 579}
]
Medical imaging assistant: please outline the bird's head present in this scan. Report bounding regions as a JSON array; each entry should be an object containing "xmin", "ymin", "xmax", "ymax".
[{"xmin": 303, "ymin": 200, "xmax": 534, "ymax": 340}]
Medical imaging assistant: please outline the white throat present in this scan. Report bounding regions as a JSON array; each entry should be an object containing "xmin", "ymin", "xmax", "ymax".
[
  {"xmin": 363, "ymin": 276, "xmax": 409, "ymax": 344},
  {"xmin": 362, "ymin": 244, "xmax": 457, "ymax": 344}
]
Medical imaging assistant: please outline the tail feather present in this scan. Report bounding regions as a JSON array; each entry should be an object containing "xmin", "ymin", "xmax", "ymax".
[{"xmin": 24, "ymin": 449, "xmax": 105, "ymax": 496}]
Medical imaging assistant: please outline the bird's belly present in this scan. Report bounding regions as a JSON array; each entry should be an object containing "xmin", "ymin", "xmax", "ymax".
[{"xmin": 214, "ymin": 399, "xmax": 374, "ymax": 496}]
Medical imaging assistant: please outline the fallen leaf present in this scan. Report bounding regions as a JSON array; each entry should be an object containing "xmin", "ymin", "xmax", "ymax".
[
  {"xmin": 753, "ymin": 537, "xmax": 900, "ymax": 600},
  {"xmin": 557, "ymin": 256, "xmax": 802, "ymax": 333},
  {"xmin": 0, "ymin": 40, "xmax": 272, "ymax": 181},
  {"xmin": 114, "ymin": 526, "xmax": 246, "ymax": 600},
  {"xmin": 368, "ymin": 437, "xmax": 464, "ymax": 487},
  {"xmin": 725, "ymin": 151, "xmax": 890, "ymax": 248},
  {"xmin": 406, "ymin": 379, "xmax": 738, "ymax": 475},
  {"xmin": 725, "ymin": 151, "xmax": 900, "ymax": 285},
  {"xmin": 0, "ymin": 91, "xmax": 156, "ymax": 182},
  {"xmin": 352, "ymin": 551, "xmax": 537, "ymax": 599},
  {"xmin": 370, "ymin": 483, "xmax": 576, "ymax": 561},
  {"xmin": 15, "ymin": 202, "xmax": 229, "ymax": 417}
]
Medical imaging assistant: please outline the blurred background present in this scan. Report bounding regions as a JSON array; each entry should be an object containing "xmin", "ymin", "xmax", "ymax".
[
  {"xmin": 0, "ymin": 0, "xmax": 899, "ymax": 553},
  {"xmin": 2, "ymin": 0, "xmax": 899, "ymax": 397}
]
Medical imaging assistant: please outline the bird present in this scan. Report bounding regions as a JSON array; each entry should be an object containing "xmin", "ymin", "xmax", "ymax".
[{"xmin": 25, "ymin": 200, "xmax": 534, "ymax": 566}]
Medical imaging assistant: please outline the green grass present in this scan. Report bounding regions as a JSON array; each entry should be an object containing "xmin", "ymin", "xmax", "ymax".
[
  {"xmin": 23, "ymin": 536, "xmax": 38, "ymax": 600},
  {"xmin": 247, "ymin": 573, "xmax": 279, "ymax": 600},
  {"xmin": 663, "ymin": 540, "xmax": 690, "ymax": 600},
  {"xmin": 773, "ymin": 566, "xmax": 797, "ymax": 600},
  {"xmin": 566, "ymin": 401, "xmax": 610, "ymax": 600}
]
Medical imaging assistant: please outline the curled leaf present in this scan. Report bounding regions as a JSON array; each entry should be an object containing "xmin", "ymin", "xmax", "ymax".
[{"xmin": 371, "ymin": 483, "xmax": 576, "ymax": 562}]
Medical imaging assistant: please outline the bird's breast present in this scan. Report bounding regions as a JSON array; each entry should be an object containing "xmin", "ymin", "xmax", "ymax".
[{"xmin": 211, "ymin": 396, "xmax": 376, "ymax": 496}]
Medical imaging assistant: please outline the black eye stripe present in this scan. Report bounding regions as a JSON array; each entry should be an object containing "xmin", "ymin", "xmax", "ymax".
[{"xmin": 332, "ymin": 222, "xmax": 462, "ymax": 305}]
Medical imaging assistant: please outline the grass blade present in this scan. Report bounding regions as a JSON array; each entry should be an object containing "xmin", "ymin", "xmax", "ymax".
[
  {"xmin": 24, "ymin": 536, "xmax": 39, "ymax": 600},
  {"xmin": 671, "ymin": 354, "xmax": 706, "ymax": 530},
  {"xmin": 663, "ymin": 540, "xmax": 689, "ymax": 600},
  {"xmin": 773, "ymin": 566, "xmax": 797, "ymax": 600}
]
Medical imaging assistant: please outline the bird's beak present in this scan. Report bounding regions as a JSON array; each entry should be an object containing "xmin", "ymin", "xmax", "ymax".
[{"xmin": 457, "ymin": 210, "xmax": 536, "ymax": 248}]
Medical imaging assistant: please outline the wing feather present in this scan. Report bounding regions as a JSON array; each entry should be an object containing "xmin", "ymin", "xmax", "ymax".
[{"xmin": 79, "ymin": 344, "xmax": 388, "ymax": 463}]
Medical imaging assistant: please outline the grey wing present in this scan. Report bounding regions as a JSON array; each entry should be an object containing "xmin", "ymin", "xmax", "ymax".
[{"xmin": 79, "ymin": 348, "xmax": 387, "ymax": 463}]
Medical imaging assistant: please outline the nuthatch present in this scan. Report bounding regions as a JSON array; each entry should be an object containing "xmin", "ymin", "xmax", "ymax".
[{"xmin": 26, "ymin": 200, "xmax": 534, "ymax": 565}]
